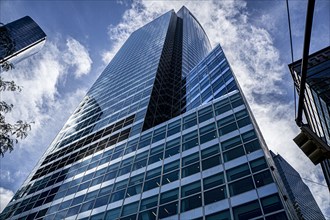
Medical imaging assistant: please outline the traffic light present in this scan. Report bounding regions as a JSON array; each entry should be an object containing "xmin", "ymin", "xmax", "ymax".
[{"xmin": 293, "ymin": 125, "xmax": 330, "ymax": 165}]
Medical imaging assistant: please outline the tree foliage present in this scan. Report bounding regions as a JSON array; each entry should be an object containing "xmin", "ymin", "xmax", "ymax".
[
  {"xmin": 0, "ymin": 75, "xmax": 32, "ymax": 157},
  {"xmin": 1, "ymin": 23, "xmax": 32, "ymax": 156},
  {"xmin": 1, "ymin": 61, "xmax": 15, "ymax": 72}
]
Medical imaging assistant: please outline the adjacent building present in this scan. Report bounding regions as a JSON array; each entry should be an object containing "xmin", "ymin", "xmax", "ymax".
[
  {"xmin": 0, "ymin": 16, "xmax": 46, "ymax": 67},
  {"xmin": 271, "ymin": 151, "xmax": 325, "ymax": 220},
  {"xmin": 1, "ymin": 7, "xmax": 298, "ymax": 220},
  {"xmin": 289, "ymin": 46, "xmax": 330, "ymax": 189}
]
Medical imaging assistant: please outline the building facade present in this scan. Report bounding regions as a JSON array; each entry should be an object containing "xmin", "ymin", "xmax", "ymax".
[
  {"xmin": 1, "ymin": 7, "xmax": 297, "ymax": 220},
  {"xmin": 0, "ymin": 16, "xmax": 46, "ymax": 67},
  {"xmin": 271, "ymin": 152, "xmax": 325, "ymax": 219},
  {"xmin": 289, "ymin": 46, "xmax": 330, "ymax": 189}
]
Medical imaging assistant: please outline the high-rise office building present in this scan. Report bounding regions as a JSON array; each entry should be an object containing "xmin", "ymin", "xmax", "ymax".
[
  {"xmin": 0, "ymin": 16, "xmax": 46, "ymax": 67},
  {"xmin": 1, "ymin": 7, "xmax": 297, "ymax": 220},
  {"xmin": 288, "ymin": 46, "xmax": 330, "ymax": 189},
  {"xmin": 271, "ymin": 151, "xmax": 325, "ymax": 220}
]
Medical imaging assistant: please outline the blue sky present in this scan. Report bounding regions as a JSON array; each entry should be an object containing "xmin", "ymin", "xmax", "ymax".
[{"xmin": 0, "ymin": 0, "xmax": 329, "ymax": 217}]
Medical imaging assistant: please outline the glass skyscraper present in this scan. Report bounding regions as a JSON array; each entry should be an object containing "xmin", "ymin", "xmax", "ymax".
[
  {"xmin": 1, "ymin": 7, "xmax": 299, "ymax": 220},
  {"xmin": 271, "ymin": 152, "xmax": 325, "ymax": 220},
  {"xmin": 0, "ymin": 16, "xmax": 46, "ymax": 66}
]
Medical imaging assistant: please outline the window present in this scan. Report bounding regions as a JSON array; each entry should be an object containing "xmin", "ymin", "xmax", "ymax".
[
  {"xmin": 99, "ymin": 185, "xmax": 113, "ymax": 195},
  {"xmin": 104, "ymin": 170, "xmax": 117, "ymax": 181},
  {"xmin": 133, "ymin": 159, "xmax": 147, "ymax": 171},
  {"xmin": 138, "ymin": 133, "xmax": 152, "ymax": 149},
  {"xmin": 200, "ymin": 130, "xmax": 217, "ymax": 144},
  {"xmin": 126, "ymin": 140, "xmax": 138, "ymax": 154},
  {"xmin": 143, "ymin": 177, "xmax": 161, "ymax": 191},
  {"xmin": 110, "ymin": 189, "xmax": 125, "ymax": 202},
  {"xmin": 150, "ymin": 144, "xmax": 164, "ymax": 155},
  {"xmin": 160, "ymin": 189, "xmax": 178, "ymax": 205},
  {"xmin": 182, "ymin": 153, "xmax": 199, "ymax": 167},
  {"xmin": 231, "ymin": 98, "xmax": 244, "ymax": 108},
  {"xmin": 152, "ymin": 126, "xmax": 166, "ymax": 143},
  {"xmin": 158, "ymin": 201, "xmax": 178, "ymax": 218},
  {"xmin": 80, "ymin": 200, "xmax": 94, "ymax": 212},
  {"xmin": 219, "ymin": 122, "xmax": 237, "ymax": 136},
  {"xmin": 244, "ymin": 140, "xmax": 261, "ymax": 153},
  {"xmin": 107, "ymin": 162, "xmax": 120, "ymax": 172},
  {"xmin": 84, "ymin": 190, "xmax": 98, "ymax": 201},
  {"xmin": 201, "ymin": 144, "xmax": 220, "ymax": 159},
  {"xmin": 118, "ymin": 165, "xmax": 132, "ymax": 176},
  {"xmin": 162, "ymin": 170, "xmax": 179, "ymax": 185},
  {"xmin": 233, "ymin": 200, "xmax": 262, "ymax": 220},
  {"xmin": 105, "ymin": 207, "xmax": 121, "ymax": 220},
  {"xmin": 261, "ymin": 194, "xmax": 283, "ymax": 214},
  {"xmin": 181, "ymin": 181, "xmax": 201, "ymax": 197},
  {"xmin": 241, "ymin": 130, "xmax": 257, "ymax": 142},
  {"xmin": 182, "ymin": 163, "xmax": 200, "ymax": 178},
  {"xmin": 114, "ymin": 179, "xmax": 128, "ymax": 191},
  {"xmin": 202, "ymin": 155, "xmax": 221, "ymax": 170},
  {"xmin": 58, "ymin": 200, "xmax": 71, "ymax": 211},
  {"xmin": 250, "ymin": 157, "xmax": 267, "ymax": 172},
  {"xmin": 66, "ymin": 205, "xmax": 80, "ymax": 217},
  {"xmin": 221, "ymin": 135, "xmax": 242, "ymax": 151},
  {"xmin": 126, "ymin": 184, "xmax": 142, "ymax": 197},
  {"xmin": 93, "ymin": 195, "xmax": 109, "ymax": 208},
  {"xmin": 181, "ymin": 194, "xmax": 202, "ymax": 212},
  {"xmin": 148, "ymin": 152, "xmax": 164, "ymax": 165},
  {"xmin": 182, "ymin": 138, "xmax": 199, "ymax": 151},
  {"xmin": 237, "ymin": 117, "xmax": 251, "ymax": 128},
  {"xmin": 253, "ymin": 170, "xmax": 273, "ymax": 187},
  {"xmin": 198, "ymin": 105, "xmax": 214, "ymax": 123},
  {"xmin": 226, "ymin": 164, "xmax": 250, "ymax": 182},
  {"xmin": 163, "ymin": 160, "xmax": 180, "ymax": 173},
  {"xmin": 265, "ymin": 212, "xmax": 288, "ymax": 220},
  {"xmin": 129, "ymin": 173, "xmax": 144, "ymax": 186},
  {"xmin": 138, "ymin": 208, "xmax": 157, "ymax": 220},
  {"xmin": 215, "ymin": 103, "xmax": 231, "ymax": 116},
  {"xmin": 94, "ymin": 167, "xmax": 107, "ymax": 177},
  {"xmin": 167, "ymin": 126, "xmax": 180, "ymax": 137},
  {"xmin": 214, "ymin": 99, "xmax": 231, "ymax": 116},
  {"xmin": 229, "ymin": 177, "xmax": 254, "ymax": 196},
  {"xmin": 71, "ymin": 195, "xmax": 84, "ymax": 206},
  {"xmin": 145, "ymin": 167, "xmax": 161, "ymax": 180},
  {"xmin": 135, "ymin": 150, "xmax": 148, "ymax": 162},
  {"xmin": 223, "ymin": 146, "xmax": 245, "ymax": 162},
  {"xmin": 166, "ymin": 138, "xmax": 180, "ymax": 149},
  {"xmin": 122, "ymin": 202, "xmax": 139, "ymax": 217},
  {"xmin": 165, "ymin": 145, "xmax": 180, "ymax": 158},
  {"xmin": 200, "ymin": 123, "xmax": 216, "ymax": 136},
  {"xmin": 182, "ymin": 130, "xmax": 198, "ymax": 143},
  {"xmin": 199, "ymin": 123, "xmax": 217, "ymax": 144},
  {"xmin": 205, "ymin": 209, "xmax": 231, "ymax": 220},
  {"xmin": 140, "ymin": 195, "xmax": 158, "ymax": 211},
  {"xmin": 183, "ymin": 113, "xmax": 197, "ymax": 129},
  {"xmin": 217, "ymin": 115, "xmax": 235, "ymax": 127},
  {"xmin": 203, "ymin": 173, "xmax": 225, "ymax": 190},
  {"xmin": 204, "ymin": 186, "xmax": 226, "ymax": 205},
  {"xmin": 235, "ymin": 109, "xmax": 248, "ymax": 120},
  {"xmin": 183, "ymin": 118, "xmax": 197, "ymax": 129}
]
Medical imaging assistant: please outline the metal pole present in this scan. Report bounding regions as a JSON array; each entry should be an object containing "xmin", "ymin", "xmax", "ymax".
[{"xmin": 296, "ymin": 0, "xmax": 315, "ymax": 127}]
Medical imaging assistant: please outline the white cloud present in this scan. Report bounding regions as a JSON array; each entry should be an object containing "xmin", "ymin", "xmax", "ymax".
[
  {"xmin": 0, "ymin": 170, "xmax": 14, "ymax": 184},
  {"xmin": 64, "ymin": 37, "xmax": 92, "ymax": 78},
  {"xmin": 0, "ymin": 187, "xmax": 14, "ymax": 213},
  {"xmin": 2, "ymin": 36, "xmax": 90, "ymax": 131},
  {"xmin": 101, "ymin": 0, "xmax": 329, "ymax": 216}
]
